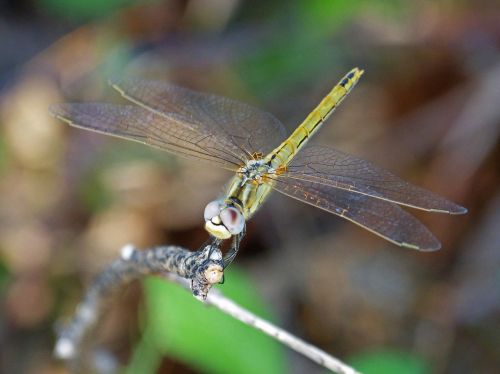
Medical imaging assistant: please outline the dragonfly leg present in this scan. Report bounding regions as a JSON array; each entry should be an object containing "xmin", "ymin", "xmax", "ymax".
[{"xmin": 223, "ymin": 226, "xmax": 246, "ymax": 268}]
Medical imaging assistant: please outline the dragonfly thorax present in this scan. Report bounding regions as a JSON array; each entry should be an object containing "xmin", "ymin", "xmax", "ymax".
[{"xmin": 238, "ymin": 159, "xmax": 275, "ymax": 185}]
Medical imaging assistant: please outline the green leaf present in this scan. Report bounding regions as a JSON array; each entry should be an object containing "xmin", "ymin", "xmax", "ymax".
[
  {"xmin": 130, "ymin": 268, "xmax": 286, "ymax": 374},
  {"xmin": 36, "ymin": 0, "xmax": 155, "ymax": 21},
  {"xmin": 298, "ymin": 0, "xmax": 407, "ymax": 33},
  {"xmin": 237, "ymin": 39, "xmax": 334, "ymax": 100},
  {"xmin": 348, "ymin": 349, "xmax": 430, "ymax": 374},
  {"xmin": 297, "ymin": 0, "xmax": 365, "ymax": 34}
]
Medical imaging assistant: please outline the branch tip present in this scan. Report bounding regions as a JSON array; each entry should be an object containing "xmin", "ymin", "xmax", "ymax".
[{"xmin": 120, "ymin": 243, "xmax": 136, "ymax": 260}]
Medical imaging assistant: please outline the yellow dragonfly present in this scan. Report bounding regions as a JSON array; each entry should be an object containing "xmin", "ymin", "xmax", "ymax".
[{"xmin": 50, "ymin": 68, "xmax": 466, "ymax": 265}]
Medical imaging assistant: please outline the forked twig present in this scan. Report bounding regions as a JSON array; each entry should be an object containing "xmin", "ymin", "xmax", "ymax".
[{"xmin": 54, "ymin": 242, "xmax": 359, "ymax": 374}]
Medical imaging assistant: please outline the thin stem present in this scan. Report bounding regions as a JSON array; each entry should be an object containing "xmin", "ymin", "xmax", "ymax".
[
  {"xmin": 55, "ymin": 242, "xmax": 359, "ymax": 374},
  {"xmin": 54, "ymin": 242, "xmax": 223, "ymax": 360},
  {"xmin": 163, "ymin": 273, "xmax": 360, "ymax": 374}
]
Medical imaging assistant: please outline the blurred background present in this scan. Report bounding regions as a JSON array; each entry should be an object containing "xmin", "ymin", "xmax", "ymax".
[{"xmin": 0, "ymin": 1, "xmax": 499, "ymax": 373}]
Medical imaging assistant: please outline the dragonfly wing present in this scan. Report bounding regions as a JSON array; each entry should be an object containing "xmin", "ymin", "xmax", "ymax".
[
  {"xmin": 109, "ymin": 78, "xmax": 287, "ymax": 159},
  {"xmin": 270, "ymin": 177, "xmax": 441, "ymax": 251},
  {"xmin": 284, "ymin": 145, "xmax": 466, "ymax": 214},
  {"xmin": 49, "ymin": 103, "xmax": 243, "ymax": 170}
]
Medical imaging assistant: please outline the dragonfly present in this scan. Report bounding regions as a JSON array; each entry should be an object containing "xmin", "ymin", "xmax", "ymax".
[{"xmin": 50, "ymin": 68, "xmax": 466, "ymax": 266}]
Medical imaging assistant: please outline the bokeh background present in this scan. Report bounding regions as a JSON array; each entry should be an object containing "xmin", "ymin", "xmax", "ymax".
[{"xmin": 1, "ymin": 1, "xmax": 499, "ymax": 373}]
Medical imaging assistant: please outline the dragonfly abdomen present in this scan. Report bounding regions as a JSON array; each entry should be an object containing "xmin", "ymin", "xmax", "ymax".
[{"xmin": 267, "ymin": 68, "xmax": 364, "ymax": 168}]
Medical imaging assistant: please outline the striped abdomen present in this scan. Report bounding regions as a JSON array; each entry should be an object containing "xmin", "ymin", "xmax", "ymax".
[{"xmin": 265, "ymin": 67, "xmax": 364, "ymax": 169}]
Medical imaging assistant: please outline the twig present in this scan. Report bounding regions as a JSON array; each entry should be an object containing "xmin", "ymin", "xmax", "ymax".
[
  {"xmin": 54, "ymin": 242, "xmax": 224, "ymax": 360},
  {"xmin": 163, "ymin": 273, "xmax": 360, "ymax": 374},
  {"xmin": 55, "ymin": 242, "xmax": 360, "ymax": 374}
]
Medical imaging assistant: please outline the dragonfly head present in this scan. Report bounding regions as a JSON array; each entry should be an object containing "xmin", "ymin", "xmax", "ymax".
[{"xmin": 204, "ymin": 200, "xmax": 245, "ymax": 240}]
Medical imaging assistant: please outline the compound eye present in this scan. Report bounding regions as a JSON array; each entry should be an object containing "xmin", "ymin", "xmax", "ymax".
[
  {"xmin": 220, "ymin": 207, "xmax": 245, "ymax": 235},
  {"xmin": 204, "ymin": 200, "xmax": 222, "ymax": 221}
]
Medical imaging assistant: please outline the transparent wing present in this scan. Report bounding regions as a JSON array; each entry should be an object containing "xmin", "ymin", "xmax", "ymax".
[
  {"xmin": 109, "ymin": 77, "xmax": 287, "ymax": 159},
  {"xmin": 49, "ymin": 103, "xmax": 244, "ymax": 170},
  {"xmin": 270, "ymin": 177, "xmax": 441, "ymax": 251},
  {"xmin": 283, "ymin": 145, "xmax": 466, "ymax": 214}
]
